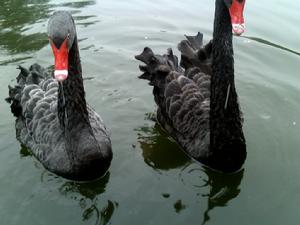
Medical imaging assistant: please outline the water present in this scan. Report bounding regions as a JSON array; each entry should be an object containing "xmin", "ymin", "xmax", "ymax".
[{"xmin": 0, "ymin": 0, "xmax": 300, "ymax": 224}]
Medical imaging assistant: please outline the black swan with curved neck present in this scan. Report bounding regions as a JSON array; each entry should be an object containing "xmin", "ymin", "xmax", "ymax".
[
  {"xmin": 135, "ymin": 0, "xmax": 246, "ymax": 173},
  {"xmin": 6, "ymin": 11, "xmax": 112, "ymax": 181}
]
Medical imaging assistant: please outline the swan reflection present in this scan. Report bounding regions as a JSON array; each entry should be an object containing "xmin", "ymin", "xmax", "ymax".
[
  {"xmin": 136, "ymin": 120, "xmax": 244, "ymax": 225},
  {"xmin": 19, "ymin": 145, "xmax": 116, "ymax": 225},
  {"xmin": 136, "ymin": 119, "xmax": 189, "ymax": 170},
  {"xmin": 180, "ymin": 164, "xmax": 244, "ymax": 225},
  {"xmin": 59, "ymin": 173, "xmax": 117, "ymax": 225}
]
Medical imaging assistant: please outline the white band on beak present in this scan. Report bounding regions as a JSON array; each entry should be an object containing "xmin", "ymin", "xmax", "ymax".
[
  {"xmin": 54, "ymin": 70, "xmax": 68, "ymax": 82},
  {"xmin": 232, "ymin": 23, "xmax": 245, "ymax": 35},
  {"xmin": 54, "ymin": 70, "xmax": 68, "ymax": 76}
]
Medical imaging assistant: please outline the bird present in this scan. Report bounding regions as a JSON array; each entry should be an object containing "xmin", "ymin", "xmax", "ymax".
[
  {"xmin": 135, "ymin": 0, "xmax": 246, "ymax": 173},
  {"xmin": 6, "ymin": 11, "xmax": 112, "ymax": 181}
]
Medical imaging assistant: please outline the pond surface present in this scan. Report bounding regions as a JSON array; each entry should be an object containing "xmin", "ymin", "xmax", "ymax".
[{"xmin": 0, "ymin": 0, "xmax": 300, "ymax": 224}]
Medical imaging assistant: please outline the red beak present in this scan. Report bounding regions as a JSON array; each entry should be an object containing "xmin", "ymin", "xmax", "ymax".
[
  {"xmin": 50, "ymin": 37, "xmax": 69, "ymax": 82},
  {"xmin": 229, "ymin": 0, "xmax": 246, "ymax": 35}
]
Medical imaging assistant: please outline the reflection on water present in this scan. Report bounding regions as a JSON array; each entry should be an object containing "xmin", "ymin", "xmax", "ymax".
[
  {"xmin": 199, "ymin": 169, "xmax": 244, "ymax": 225},
  {"xmin": 0, "ymin": 0, "xmax": 50, "ymax": 54},
  {"xmin": 1, "ymin": 0, "xmax": 300, "ymax": 224},
  {"xmin": 59, "ymin": 173, "xmax": 117, "ymax": 225},
  {"xmin": 173, "ymin": 200, "xmax": 186, "ymax": 213},
  {"xmin": 0, "ymin": 56, "xmax": 33, "ymax": 66},
  {"xmin": 56, "ymin": 1, "xmax": 96, "ymax": 9},
  {"xmin": 242, "ymin": 36, "xmax": 300, "ymax": 57},
  {"xmin": 19, "ymin": 144, "xmax": 33, "ymax": 157},
  {"xmin": 179, "ymin": 164, "xmax": 244, "ymax": 225},
  {"xmin": 74, "ymin": 15, "xmax": 100, "ymax": 28},
  {"xmin": 136, "ymin": 114, "xmax": 189, "ymax": 170},
  {"xmin": 137, "ymin": 118, "xmax": 244, "ymax": 225},
  {"xmin": 0, "ymin": 0, "xmax": 96, "ymax": 55},
  {"xmin": 20, "ymin": 145, "xmax": 117, "ymax": 225}
]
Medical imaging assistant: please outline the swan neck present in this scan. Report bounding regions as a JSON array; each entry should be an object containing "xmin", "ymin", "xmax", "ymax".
[
  {"xmin": 212, "ymin": 0, "xmax": 233, "ymax": 69},
  {"xmin": 209, "ymin": 0, "xmax": 246, "ymax": 167},
  {"xmin": 211, "ymin": 0, "xmax": 235, "ymax": 114},
  {"xmin": 57, "ymin": 36, "xmax": 89, "ymax": 131}
]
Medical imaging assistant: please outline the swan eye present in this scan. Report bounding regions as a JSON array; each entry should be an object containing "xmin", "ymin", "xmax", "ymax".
[{"xmin": 67, "ymin": 33, "xmax": 70, "ymax": 40}]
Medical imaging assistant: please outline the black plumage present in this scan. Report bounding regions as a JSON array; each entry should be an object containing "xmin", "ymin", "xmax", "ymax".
[
  {"xmin": 136, "ymin": 0, "xmax": 246, "ymax": 173},
  {"xmin": 6, "ymin": 11, "xmax": 112, "ymax": 181}
]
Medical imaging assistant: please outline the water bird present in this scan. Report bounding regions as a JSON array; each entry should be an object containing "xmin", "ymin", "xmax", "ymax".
[
  {"xmin": 6, "ymin": 11, "xmax": 112, "ymax": 181},
  {"xmin": 135, "ymin": 0, "xmax": 246, "ymax": 173}
]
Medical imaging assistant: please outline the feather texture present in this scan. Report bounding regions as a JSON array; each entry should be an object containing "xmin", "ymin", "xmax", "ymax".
[
  {"xmin": 136, "ymin": 0, "xmax": 246, "ymax": 173},
  {"xmin": 7, "ymin": 11, "xmax": 112, "ymax": 180},
  {"xmin": 7, "ymin": 64, "xmax": 112, "ymax": 180},
  {"xmin": 136, "ymin": 46, "xmax": 211, "ymax": 161}
]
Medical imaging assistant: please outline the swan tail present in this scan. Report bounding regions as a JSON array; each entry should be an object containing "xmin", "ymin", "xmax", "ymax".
[
  {"xmin": 178, "ymin": 32, "xmax": 212, "ymax": 74},
  {"xmin": 6, "ymin": 64, "xmax": 50, "ymax": 117},
  {"xmin": 135, "ymin": 47, "xmax": 183, "ymax": 129},
  {"xmin": 5, "ymin": 84, "xmax": 22, "ymax": 117},
  {"xmin": 135, "ymin": 47, "xmax": 182, "ymax": 86},
  {"xmin": 185, "ymin": 32, "xmax": 204, "ymax": 50},
  {"xmin": 136, "ymin": 46, "xmax": 212, "ymax": 156}
]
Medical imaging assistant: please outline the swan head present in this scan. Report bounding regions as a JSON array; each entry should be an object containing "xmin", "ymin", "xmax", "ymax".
[
  {"xmin": 48, "ymin": 11, "xmax": 76, "ymax": 82},
  {"xmin": 223, "ymin": 0, "xmax": 246, "ymax": 35}
]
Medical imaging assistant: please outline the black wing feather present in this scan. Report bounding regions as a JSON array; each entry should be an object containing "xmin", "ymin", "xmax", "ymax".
[{"xmin": 136, "ymin": 44, "xmax": 211, "ymax": 160}]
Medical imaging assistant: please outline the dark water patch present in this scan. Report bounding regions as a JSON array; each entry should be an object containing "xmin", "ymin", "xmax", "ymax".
[
  {"xmin": 19, "ymin": 144, "xmax": 33, "ymax": 158},
  {"xmin": 162, "ymin": 193, "xmax": 170, "ymax": 198},
  {"xmin": 74, "ymin": 15, "xmax": 97, "ymax": 21},
  {"xmin": 0, "ymin": 32, "xmax": 48, "ymax": 54},
  {"xmin": 78, "ymin": 37, "xmax": 89, "ymax": 42},
  {"xmin": 81, "ymin": 44, "xmax": 95, "ymax": 51},
  {"xmin": 136, "ymin": 122, "xmax": 189, "ymax": 171},
  {"xmin": 0, "ymin": 56, "xmax": 33, "ymax": 66},
  {"xmin": 83, "ymin": 76, "xmax": 95, "ymax": 81},
  {"xmin": 200, "ymin": 169, "xmax": 244, "ymax": 225},
  {"xmin": 59, "ymin": 172, "xmax": 117, "ymax": 225},
  {"xmin": 178, "ymin": 164, "xmax": 244, "ymax": 225},
  {"xmin": 58, "ymin": 0, "xmax": 96, "ymax": 9},
  {"xmin": 173, "ymin": 200, "xmax": 187, "ymax": 213},
  {"xmin": 0, "ymin": 0, "xmax": 51, "ymax": 29},
  {"xmin": 0, "ymin": 0, "xmax": 51, "ymax": 53},
  {"xmin": 77, "ymin": 21, "xmax": 100, "ymax": 27}
]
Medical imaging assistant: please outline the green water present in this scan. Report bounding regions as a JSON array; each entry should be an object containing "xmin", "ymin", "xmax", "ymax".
[{"xmin": 0, "ymin": 0, "xmax": 300, "ymax": 224}]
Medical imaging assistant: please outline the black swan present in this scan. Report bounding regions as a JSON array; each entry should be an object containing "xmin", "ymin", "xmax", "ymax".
[
  {"xmin": 6, "ymin": 11, "xmax": 112, "ymax": 181},
  {"xmin": 135, "ymin": 0, "xmax": 246, "ymax": 173}
]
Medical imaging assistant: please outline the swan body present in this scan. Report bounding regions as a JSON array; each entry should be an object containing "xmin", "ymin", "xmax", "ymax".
[
  {"xmin": 136, "ymin": 0, "xmax": 246, "ymax": 173},
  {"xmin": 6, "ymin": 11, "xmax": 112, "ymax": 181}
]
